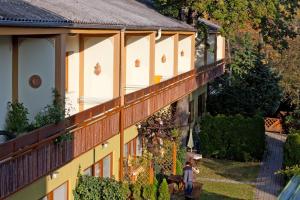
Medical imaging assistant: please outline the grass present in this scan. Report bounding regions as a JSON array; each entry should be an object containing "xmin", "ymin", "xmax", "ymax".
[
  {"xmin": 172, "ymin": 158, "xmax": 260, "ymax": 200},
  {"xmin": 196, "ymin": 158, "xmax": 260, "ymax": 182},
  {"xmin": 200, "ymin": 181, "xmax": 254, "ymax": 200}
]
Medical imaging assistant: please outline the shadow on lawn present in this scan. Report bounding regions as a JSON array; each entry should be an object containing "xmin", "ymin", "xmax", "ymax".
[{"xmin": 200, "ymin": 190, "xmax": 245, "ymax": 200}]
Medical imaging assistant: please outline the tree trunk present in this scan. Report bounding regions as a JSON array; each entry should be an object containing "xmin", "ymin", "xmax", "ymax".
[{"xmin": 174, "ymin": 97, "xmax": 190, "ymax": 146}]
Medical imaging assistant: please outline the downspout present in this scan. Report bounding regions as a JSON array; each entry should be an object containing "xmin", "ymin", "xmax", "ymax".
[{"xmin": 155, "ymin": 28, "xmax": 162, "ymax": 40}]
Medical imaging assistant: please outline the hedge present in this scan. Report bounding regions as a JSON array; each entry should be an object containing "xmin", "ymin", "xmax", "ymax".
[
  {"xmin": 283, "ymin": 130, "xmax": 300, "ymax": 167},
  {"xmin": 199, "ymin": 114, "xmax": 265, "ymax": 161}
]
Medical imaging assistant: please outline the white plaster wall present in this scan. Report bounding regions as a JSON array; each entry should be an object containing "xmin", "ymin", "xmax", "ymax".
[
  {"xmin": 0, "ymin": 36, "xmax": 12, "ymax": 130},
  {"xmin": 155, "ymin": 36, "xmax": 174, "ymax": 80},
  {"xmin": 178, "ymin": 35, "xmax": 192, "ymax": 74},
  {"xmin": 217, "ymin": 35, "xmax": 225, "ymax": 61},
  {"xmin": 125, "ymin": 35, "xmax": 150, "ymax": 94},
  {"xmin": 83, "ymin": 36, "xmax": 114, "ymax": 109},
  {"xmin": 18, "ymin": 38, "xmax": 55, "ymax": 121},
  {"xmin": 66, "ymin": 35, "xmax": 80, "ymax": 115}
]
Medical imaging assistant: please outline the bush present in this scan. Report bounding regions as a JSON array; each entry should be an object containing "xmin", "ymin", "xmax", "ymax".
[
  {"xmin": 283, "ymin": 131, "xmax": 300, "ymax": 167},
  {"xmin": 199, "ymin": 114, "xmax": 265, "ymax": 161},
  {"xmin": 176, "ymin": 159, "xmax": 183, "ymax": 175},
  {"xmin": 73, "ymin": 175, "xmax": 127, "ymax": 200},
  {"xmin": 131, "ymin": 183, "xmax": 142, "ymax": 200},
  {"xmin": 158, "ymin": 178, "xmax": 170, "ymax": 200},
  {"xmin": 277, "ymin": 165, "xmax": 300, "ymax": 180},
  {"xmin": 142, "ymin": 184, "xmax": 156, "ymax": 200},
  {"xmin": 5, "ymin": 102, "xmax": 29, "ymax": 135},
  {"xmin": 34, "ymin": 89, "xmax": 68, "ymax": 128}
]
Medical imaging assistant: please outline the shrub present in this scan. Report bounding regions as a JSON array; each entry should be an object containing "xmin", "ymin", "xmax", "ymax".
[
  {"xmin": 283, "ymin": 131, "xmax": 300, "ymax": 167},
  {"xmin": 176, "ymin": 159, "xmax": 183, "ymax": 175},
  {"xmin": 73, "ymin": 175, "xmax": 127, "ymax": 200},
  {"xmin": 131, "ymin": 183, "xmax": 142, "ymax": 200},
  {"xmin": 158, "ymin": 178, "xmax": 170, "ymax": 200},
  {"xmin": 34, "ymin": 89, "xmax": 68, "ymax": 128},
  {"xmin": 5, "ymin": 102, "xmax": 29, "ymax": 135},
  {"xmin": 277, "ymin": 165, "xmax": 300, "ymax": 180},
  {"xmin": 199, "ymin": 114, "xmax": 265, "ymax": 161},
  {"xmin": 142, "ymin": 184, "xmax": 156, "ymax": 200}
]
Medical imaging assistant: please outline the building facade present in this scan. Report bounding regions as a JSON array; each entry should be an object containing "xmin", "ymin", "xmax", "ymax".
[{"xmin": 0, "ymin": 1, "xmax": 225, "ymax": 199}]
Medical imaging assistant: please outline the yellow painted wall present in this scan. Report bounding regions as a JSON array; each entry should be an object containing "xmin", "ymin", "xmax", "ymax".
[
  {"xmin": 8, "ymin": 125, "xmax": 138, "ymax": 200},
  {"xmin": 178, "ymin": 35, "xmax": 192, "ymax": 74}
]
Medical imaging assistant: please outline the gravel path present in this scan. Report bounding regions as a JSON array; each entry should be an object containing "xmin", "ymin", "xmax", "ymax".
[{"xmin": 254, "ymin": 132, "xmax": 287, "ymax": 200}]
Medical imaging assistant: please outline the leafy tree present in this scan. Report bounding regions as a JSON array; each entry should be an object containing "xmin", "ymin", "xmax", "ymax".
[
  {"xmin": 153, "ymin": 0, "xmax": 299, "ymax": 51},
  {"xmin": 5, "ymin": 102, "xmax": 29, "ymax": 135},
  {"xmin": 207, "ymin": 36, "xmax": 282, "ymax": 116},
  {"xmin": 158, "ymin": 178, "xmax": 170, "ymax": 200}
]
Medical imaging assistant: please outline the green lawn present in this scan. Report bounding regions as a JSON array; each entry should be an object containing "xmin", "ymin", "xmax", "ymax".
[
  {"xmin": 200, "ymin": 181, "xmax": 254, "ymax": 200},
  {"xmin": 172, "ymin": 158, "xmax": 260, "ymax": 200},
  {"xmin": 196, "ymin": 158, "xmax": 260, "ymax": 182},
  {"xmin": 197, "ymin": 158, "xmax": 260, "ymax": 200}
]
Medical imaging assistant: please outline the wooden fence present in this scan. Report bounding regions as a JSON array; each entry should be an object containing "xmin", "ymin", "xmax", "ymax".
[
  {"xmin": 0, "ymin": 60, "xmax": 224, "ymax": 199},
  {"xmin": 265, "ymin": 117, "xmax": 283, "ymax": 134}
]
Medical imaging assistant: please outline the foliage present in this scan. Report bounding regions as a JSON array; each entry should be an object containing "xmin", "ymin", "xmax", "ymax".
[
  {"xmin": 53, "ymin": 132, "xmax": 73, "ymax": 145},
  {"xmin": 73, "ymin": 174, "xmax": 127, "ymax": 200},
  {"xmin": 142, "ymin": 184, "xmax": 156, "ymax": 200},
  {"xmin": 277, "ymin": 165, "xmax": 300, "ymax": 180},
  {"xmin": 34, "ymin": 89, "xmax": 68, "ymax": 129},
  {"xmin": 153, "ymin": 0, "xmax": 299, "ymax": 51},
  {"xmin": 270, "ymin": 30, "xmax": 300, "ymax": 108},
  {"xmin": 283, "ymin": 131, "xmax": 300, "ymax": 167},
  {"xmin": 153, "ymin": 177, "xmax": 159, "ymax": 199},
  {"xmin": 176, "ymin": 159, "xmax": 183, "ymax": 175},
  {"xmin": 131, "ymin": 183, "xmax": 142, "ymax": 200},
  {"xmin": 207, "ymin": 36, "xmax": 282, "ymax": 116},
  {"xmin": 5, "ymin": 102, "xmax": 29, "ymax": 135},
  {"xmin": 199, "ymin": 114, "xmax": 265, "ymax": 162},
  {"xmin": 158, "ymin": 178, "xmax": 170, "ymax": 200}
]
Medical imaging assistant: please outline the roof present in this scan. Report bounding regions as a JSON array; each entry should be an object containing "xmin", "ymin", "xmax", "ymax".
[
  {"xmin": 198, "ymin": 18, "xmax": 221, "ymax": 33},
  {"xmin": 0, "ymin": 0, "xmax": 195, "ymax": 31}
]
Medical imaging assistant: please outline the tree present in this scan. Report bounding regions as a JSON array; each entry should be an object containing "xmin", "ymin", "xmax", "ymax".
[
  {"xmin": 158, "ymin": 178, "xmax": 170, "ymax": 200},
  {"xmin": 207, "ymin": 36, "xmax": 282, "ymax": 116},
  {"xmin": 153, "ymin": 0, "xmax": 299, "ymax": 51}
]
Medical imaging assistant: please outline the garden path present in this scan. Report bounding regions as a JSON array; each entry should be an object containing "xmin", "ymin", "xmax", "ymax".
[{"xmin": 254, "ymin": 132, "xmax": 286, "ymax": 200}]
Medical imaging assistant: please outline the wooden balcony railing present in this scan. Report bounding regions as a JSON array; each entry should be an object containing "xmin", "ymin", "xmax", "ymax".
[{"xmin": 0, "ymin": 59, "xmax": 224, "ymax": 199}]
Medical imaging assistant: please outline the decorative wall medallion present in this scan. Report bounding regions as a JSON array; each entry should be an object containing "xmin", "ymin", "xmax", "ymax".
[
  {"xmin": 135, "ymin": 59, "xmax": 141, "ymax": 68},
  {"xmin": 94, "ymin": 62, "xmax": 102, "ymax": 76},
  {"xmin": 181, "ymin": 50, "xmax": 185, "ymax": 57},
  {"xmin": 29, "ymin": 75, "xmax": 42, "ymax": 89},
  {"xmin": 161, "ymin": 54, "xmax": 166, "ymax": 63}
]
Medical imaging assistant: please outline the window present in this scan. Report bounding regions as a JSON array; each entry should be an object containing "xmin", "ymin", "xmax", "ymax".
[
  {"xmin": 198, "ymin": 94, "xmax": 206, "ymax": 117},
  {"xmin": 41, "ymin": 182, "xmax": 68, "ymax": 200},
  {"xmin": 189, "ymin": 100, "xmax": 195, "ymax": 122},
  {"xmin": 83, "ymin": 153, "xmax": 113, "ymax": 178},
  {"xmin": 124, "ymin": 137, "xmax": 142, "ymax": 158}
]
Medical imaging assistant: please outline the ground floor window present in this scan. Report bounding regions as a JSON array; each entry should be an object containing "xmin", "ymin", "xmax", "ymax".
[
  {"xmin": 124, "ymin": 136, "xmax": 142, "ymax": 158},
  {"xmin": 41, "ymin": 182, "xmax": 68, "ymax": 200},
  {"xmin": 83, "ymin": 153, "xmax": 113, "ymax": 178}
]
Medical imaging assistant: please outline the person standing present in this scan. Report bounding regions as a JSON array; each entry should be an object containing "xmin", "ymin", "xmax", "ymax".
[{"xmin": 183, "ymin": 161, "xmax": 193, "ymax": 197}]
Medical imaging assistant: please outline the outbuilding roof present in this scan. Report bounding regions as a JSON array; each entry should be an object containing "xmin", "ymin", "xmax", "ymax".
[{"xmin": 0, "ymin": 0, "xmax": 195, "ymax": 31}]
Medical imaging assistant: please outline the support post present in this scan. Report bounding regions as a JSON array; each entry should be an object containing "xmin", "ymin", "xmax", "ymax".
[
  {"xmin": 55, "ymin": 34, "xmax": 66, "ymax": 98},
  {"xmin": 172, "ymin": 142, "xmax": 177, "ymax": 175}
]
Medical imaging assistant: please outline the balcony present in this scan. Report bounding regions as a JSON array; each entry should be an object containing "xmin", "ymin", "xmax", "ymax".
[{"xmin": 0, "ymin": 59, "xmax": 224, "ymax": 199}]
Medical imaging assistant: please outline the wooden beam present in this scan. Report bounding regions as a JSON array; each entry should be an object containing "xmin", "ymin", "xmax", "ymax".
[
  {"xmin": 0, "ymin": 27, "xmax": 68, "ymax": 35},
  {"xmin": 55, "ymin": 34, "xmax": 66, "ymax": 98},
  {"xmin": 79, "ymin": 35, "xmax": 84, "ymax": 111},
  {"xmin": 12, "ymin": 37, "xmax": 18, "ymax": 102},
  {"xmin": 119, "ymin": 29, "xmax": 126, "ymax": 181},
  {"xmin": 172, "ymin": 142, "xmax": 177, "ymax": 175},
  {"xmin": 173, "ymin": 34, "xmax": 179, "ymax": 76},
  {"xmin": 149, "ymin": 32, "xmax": 155, "ymax": 85},
  {"xmin": 191, "ymin": 33, "xmax": 196, "ymax": 69},
  {"xmin": 113, "ymin": 33, "xmax": 121, "ymax": 98}
]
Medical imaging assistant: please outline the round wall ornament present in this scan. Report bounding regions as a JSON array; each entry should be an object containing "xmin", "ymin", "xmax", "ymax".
[
  {"xmin": 94, "ymin": 62, "xmax": 102, "ymax": 76},
  {"xmin": 29, "ymin": 75, "xmax": 42, "ymax": 89},
  {"xmin": 181, "ymin": 50, "xmax": 185, "ymax": 57},
  {"xmin": 161, "ymin": 54, "xmax": 166, "ymax": 63},
  {"xmin": 135, "ymin": 59, "xmax": 141, "ymax": 68}
]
